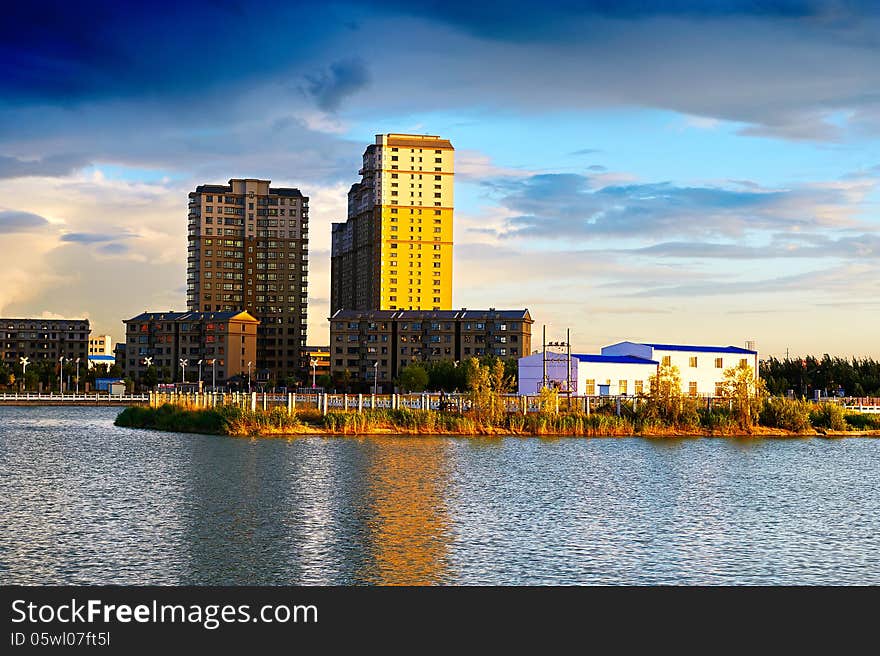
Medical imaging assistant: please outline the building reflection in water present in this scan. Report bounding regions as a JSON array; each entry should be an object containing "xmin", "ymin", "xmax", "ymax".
[{"xmin": 359, "ymin": 436, "xmax": 452, "ymax": 585}]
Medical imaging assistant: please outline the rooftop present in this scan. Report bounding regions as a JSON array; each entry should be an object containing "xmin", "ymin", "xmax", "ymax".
[
  {"xmin": 124, "ymin": 310, "xmax": 258, "ymax": 323},
  {"xmin": 574, "ymin": 354, "xmax": 659, "ymax": 365},
  {"xmin": 330, "ymin": 308, "xmax": 532, "ymax": 321},
  {"xmin": 641, "ymin": 343, "xmax": 758, "ymax": 354}
]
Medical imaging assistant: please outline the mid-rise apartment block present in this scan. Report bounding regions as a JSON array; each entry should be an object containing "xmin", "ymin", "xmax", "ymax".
[
  {"xmin": 122, "ymin": 310, "xmax": 258, "ymax": 385},
  {"xmin": 329, "ymin": 309, "xmax": 532, "ymax": 391},
  {"xmin": 88, "ymin": 334, "xmax": 113, "ymax": 356},
  {"xmin": 186, "ymin": 178, "xmax": 309, "ymax": 384},
  {"xmin": 331, "ymin": 134, "xmax": 454, "ymax": 313},
  {"xmin": 302, "ymin": 345, "xmax": 331, "ymax": 384},
  {"xmin": 1, "ymin": 318, "xmax": 90, "ymax": 366}
]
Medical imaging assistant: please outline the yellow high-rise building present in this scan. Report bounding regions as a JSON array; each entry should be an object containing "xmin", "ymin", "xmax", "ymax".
[{"xmin": 331, "ymin": 133, "xmax": 454, "ymax": 312}]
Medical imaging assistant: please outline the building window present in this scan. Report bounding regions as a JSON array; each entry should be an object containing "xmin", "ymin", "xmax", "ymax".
[
  {"xmin": 689, "ymin": 356, "xmax": 698, "ymax": 367},
  {"xmin": 715, "ymin": 357, "xmax": 723, "ymax": 368},
  {"xmin": 662, "ymin": 356, "xmax": 671, "ymax": 366},
  {"xmin": 740, "ymin": 358, "xmax": 749, "ymax": 368},
  {"xmin": 715, "ymin": 382, "xmax": 725, "ymax": 397},
  {"xmin": 584, "ymin": 379, "xmax": 596, "ymax": 396},
  {"xmin": 619, "ymin": 380, "xmax": 627, "ymax": 395},
  {"xmin": 634, "ymin": 380, "xmax": 644, "ymax": 395},
  {"xmin": 688, "ymin": 381, "xmax": 698, "ymax": 397}
]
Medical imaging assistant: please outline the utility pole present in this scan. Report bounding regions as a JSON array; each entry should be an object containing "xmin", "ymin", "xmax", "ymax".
[
  {"xmin": 541, "ymin": 325, "xmax": 547, "ymax": 392},
  {"xmin": 566, "ymin": 328, "xmax": 572, "ymax": 396}
]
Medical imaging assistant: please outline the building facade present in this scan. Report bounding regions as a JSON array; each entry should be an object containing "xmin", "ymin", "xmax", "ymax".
[
  {"xmin": 518, "ymin": 341, "xmax": 759, "ymax": 397},
  {"xmin": 88, "ymin": 334, "xmax": 113, "ymax": 356},
  {"xmin": 601, "ymin": 342, "xmax": 759, "ymax": 397},
  {"xmin": 302, "ymin": 345, "xmax": 331, "ymax": 386},
  {"xmin": 122, "ymin": 310, "xmax": 258, "ymax": 385},
  {"xmin": 518, "ymin": 352, "xmax": 659, "ymax": 396},
  {"xmin": 186, "ymin": 178, "xmax": 309, "ymax": 384},
  {"xmin": 1, "ymin": 318, "xmax": 90, "ymax": 368},
  {"xmin": 330, "ymin": 309, "xmax": 532, "ymax": 391},
  {"xmin": 331, "ymin": 133, "xmax": 454, "ymax": 313}
]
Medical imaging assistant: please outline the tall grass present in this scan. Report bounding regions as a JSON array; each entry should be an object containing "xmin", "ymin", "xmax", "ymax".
[
  {"xmin": 116, "ymin": 404, "xmax": 299, "ymax": 436},
  {"xmin": 760, "ymin": 397, "xmax": 813, "ymax": 433},
  {"xmin": 117, "ymin": 397, "xmax": 880, "ymax": 438}
]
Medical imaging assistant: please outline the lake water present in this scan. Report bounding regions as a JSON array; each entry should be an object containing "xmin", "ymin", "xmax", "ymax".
[{"xmin": 1, "ymin": 405, "xmax": 879, "ymax": 585}]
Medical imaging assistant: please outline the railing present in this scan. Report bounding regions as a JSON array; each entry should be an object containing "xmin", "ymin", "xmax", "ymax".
[{"xmin": 0, "ymin": 393, "xmax": 149, "ymax": 403}]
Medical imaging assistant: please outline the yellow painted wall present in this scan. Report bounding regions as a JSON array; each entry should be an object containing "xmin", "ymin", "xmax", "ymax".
[{"xmin": 374, "ymin": 138, "xmax": 454, "ymax": 310}]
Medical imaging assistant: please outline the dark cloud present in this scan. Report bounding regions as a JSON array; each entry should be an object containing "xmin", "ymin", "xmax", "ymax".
[
  {"xmin": 629, "ymin": 234, "xmax": 880, "ymax": 259},
  {"xmin": 60, "ymin": 232, "xmax": 135, "ymax": 245},
  {"xmin": 488, "ymin": 173, "xmax": 872, "ymax": 240},
  {"xmin": 0, "ymin": 153, "xmax": 89, "ymax": 179},
  {"xmin": 570, "ymin": 148, "xmax": 602, "ymax": 156},
  {"xmin": 622, "ymin": 264, "xmax": 880, "ymax": 298},
  {"xmin": 304, "ymin": 59, "xmax": 371, "ymax": 112},
  {"xmin": 0, "ymin": 1, "xmax": 326, "ymax": 103},
  {"xmin": 97, "ymin": 242, "xmax": 129, "ymax": 255},
  {"xmin": 382, "ymin": 1, "xmax": 873, "ymax": 41},
  {"xmin": 0, "ymin": 210, "xmax": 51, "ymax": 233}
]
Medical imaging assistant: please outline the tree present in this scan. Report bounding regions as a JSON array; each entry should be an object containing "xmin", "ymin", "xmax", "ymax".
[
  {"xmin": 648, "ymin": 363, "xmax": 683, "ymax": 422},
  {"xmin": 333, "ymin": 368, "xmax": 353, "ymax": 393},
  {"xmin": 316, "ymin": 374, "xmax": 332, "ymax": 390},
  {"xmin": 141, "ymin": 366, "xmax": 158, "ymax": 389},
  {"xmin": 398, "ymin": 363, "xmax": 429, "ymax": 392},
  {"xmin": 722, "ymin": 362, "xmax": 766, "ymax": 429},
  {"xmin": 463, "ymin": 357, "xmax": 512, "ymax": 424}
]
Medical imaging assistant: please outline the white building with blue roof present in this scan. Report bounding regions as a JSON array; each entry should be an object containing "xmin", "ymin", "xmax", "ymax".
[
  {"xmin": 601, "ymin": 342, "xmax": 758, "ymax": 397},
  {"xmin": 518, "ymin": 341, "xmax": 758, "ymax": 397},
  {"xmin": 517, "ymin": 351, "xmax": 658, "ymax": 396}
]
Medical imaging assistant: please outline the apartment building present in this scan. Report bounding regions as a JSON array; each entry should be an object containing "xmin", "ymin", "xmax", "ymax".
[
  {"xmin": 302, "ymin": 345, "xmax": 331, "ymax": 385},
  {"xmin": 88, "ymin": 334, "xmax": 113, "ymax": 356},
  {"xmin": 122, "ymin": 310, "xmax": 258, "ymax": 385},
  {"xmin": 330, "ymin": 309, "xmax": 532, "ymax": 391},
  {"xmin": 186, "ymin": 178, "xmax": 309, "ymax": 384},
  {"xmin": 331, "ymin": 133, "xmax": 454, "ymax": 313},
  {"xmin": 1, "ymin": 318, "xmax": 90, "ymax": 367}
]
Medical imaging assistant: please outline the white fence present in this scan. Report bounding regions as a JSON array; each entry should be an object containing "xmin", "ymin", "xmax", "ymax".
[{"xmin": 0, "ymin": 393, "xmax": 149, "ymax": 404}]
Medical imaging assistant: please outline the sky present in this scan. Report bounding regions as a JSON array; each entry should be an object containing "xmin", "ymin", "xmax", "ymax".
[{"xmin": 1, "ymin": 0, "xmax": 878, "ymax": 358}]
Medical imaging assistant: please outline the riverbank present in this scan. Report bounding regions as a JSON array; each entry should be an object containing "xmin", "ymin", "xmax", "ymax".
[{"xmin": 114, "ymin": 404, "xmax": 880, "ymax": 438}]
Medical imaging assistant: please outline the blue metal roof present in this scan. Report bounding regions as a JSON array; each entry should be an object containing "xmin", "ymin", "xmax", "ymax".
[
  {"xmin": 574, "ymin": 354, "xmax": 658, "ymax": 365},
  {"xmin": 642, "ymin": 343, "xmax": 757, "ymax": 354},
  {"xmin": 88, "ymin": 355, "xmax": 115, "ymax": 361}
]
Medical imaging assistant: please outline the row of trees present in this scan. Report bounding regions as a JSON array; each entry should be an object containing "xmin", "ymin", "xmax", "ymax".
[
  {"xmin": 760, "ymin": 356, "xmax": 880, "ymax": 397},
  {"xmin": 0, "ymin": 360, "xmax": 124, "ymax": 391},
  {"xmin": 394, "ymin": 355, "xmax": 518, "ymax": 394}
]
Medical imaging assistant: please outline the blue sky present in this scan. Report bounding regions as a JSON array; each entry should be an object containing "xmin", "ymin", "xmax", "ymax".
[{"xmin": 1, "ymin": 0, "xmax": 878, "ymax": 357}]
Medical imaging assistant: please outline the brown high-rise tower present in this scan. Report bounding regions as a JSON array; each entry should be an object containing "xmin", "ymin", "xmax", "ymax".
[{"xmin": 186, "ymin": 178, "xmax": 309, "ymax": 384}]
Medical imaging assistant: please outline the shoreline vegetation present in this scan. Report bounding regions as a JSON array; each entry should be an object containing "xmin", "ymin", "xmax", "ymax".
[
  {"xmin": 114, "ymin": 400, "xmax": 880, "ymax": 438},
  {"xmin": 114, "ymin": 360, "xmax": 880, "ymax": 438}
]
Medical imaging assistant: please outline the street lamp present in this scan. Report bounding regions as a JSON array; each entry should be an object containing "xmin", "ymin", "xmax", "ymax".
[
  {"xmin": 210, "ymin": 358, "xmax": 216, "ymax": 391},
  {"xmin": 197, "ymin": 359, "xmax": 203, "ymax": 390},
  {"xmin": 311, "ymin": 358, "xmax": 318, "ymax": 389},
  {"xmin": 143, "ymin": 357, "xmax": 154, "ymax": 392},
  {"xmin": 75, "ymin": 357, "xmax": 81, "ymax": 394},
  {"xmin": 19, "ymin": 356, "xmax": 29, "ymax": 392},
  {"xmin": 247, "ymin": 361, "xmax": 252, "ymax": 393},
  {"xmin": 373, "ymin": 360, "xmax": 379, "ymax": 396},
  {"xmin": 179, "ymin": 358, "xmax": 188, "ymax": 384},
  {"xmin": 59, "ymin": 356, "xmax": 66, "ymax": 394}
]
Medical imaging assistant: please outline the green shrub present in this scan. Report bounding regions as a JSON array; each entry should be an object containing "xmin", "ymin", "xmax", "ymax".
[
  {"xmin": 760, "ymin": 397, "xmax": 813, "ymax": 433},
  {"xmin": 844, "ymin": 412, "xmax": 880, "ymax": 431},
  {"xmin": 810, "ymin": 403, "xmax": 848, "ymax": 431}
]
